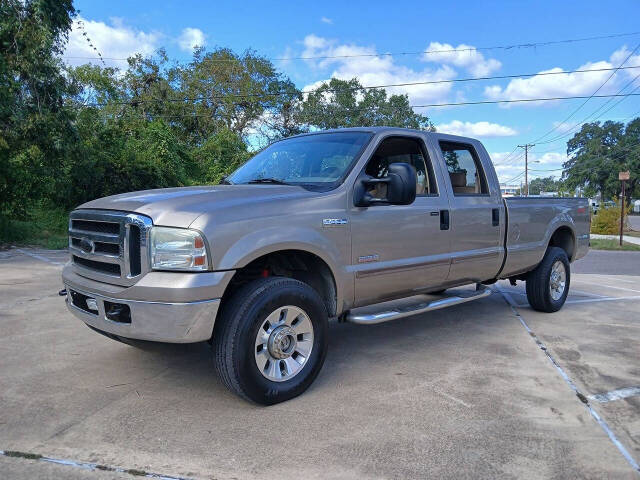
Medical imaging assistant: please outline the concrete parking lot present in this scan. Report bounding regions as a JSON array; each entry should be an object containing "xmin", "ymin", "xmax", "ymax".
[{"xmin": 1, "ymin": 248, "xmax": 639, "ymax": 479}]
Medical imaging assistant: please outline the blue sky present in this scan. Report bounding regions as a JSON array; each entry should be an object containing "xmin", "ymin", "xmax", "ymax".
[{"xmin": 67, "ymin": 0, "xmax": 640, "ymax": 185}]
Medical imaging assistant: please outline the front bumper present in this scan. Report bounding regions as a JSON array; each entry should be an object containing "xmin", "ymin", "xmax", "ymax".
[{"xmin": 64, "ymin": 286, "xmax": 220, "ymax": 343}]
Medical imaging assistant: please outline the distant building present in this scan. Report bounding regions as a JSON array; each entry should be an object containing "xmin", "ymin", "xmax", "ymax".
[
  {"xmin": 539, "ymin": 191, "xmax": 558, "ymax": 197},
  {"xmin": 500, "ymin": 183, "xmax": 520, "ymax": 196}
]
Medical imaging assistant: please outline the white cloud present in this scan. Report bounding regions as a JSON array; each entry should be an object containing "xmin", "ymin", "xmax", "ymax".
[
  {"xmin": 299, "ymin": 35, "xmax": 457, "ymax": 105},
  {"xmin": 435, "ymin": 120, "xmax": 517, "ymax": 137},
  {"xmin": 421, "ymin": 42, "xmax": 501, "ymax": 76},
  {"xmin": 178, "ymin": 27, "xmax": 207, "ymax": 52},
  {"xmin": 491, "ymin": 151, "xmax": 566, "ymax": 183},
  {"xmin": 65, "ymin": 16, "xmax": 160, "ymax": 67},
  {"xmin": 484, "ymin": 46, "xmax": 640, "ymax": 107},
  {"xmin": 320, "ymin": 17, "xmax": 333, "ymax": 24}
]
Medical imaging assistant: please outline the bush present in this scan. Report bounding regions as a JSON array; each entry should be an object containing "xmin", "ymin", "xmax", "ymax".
[
  {"xmin": 0, "ymin": 206, "xmax": 69, "ymax": 249},
  {"xmin": 591, "ymin": 199, "xmax": 631, "ymax": 234}
]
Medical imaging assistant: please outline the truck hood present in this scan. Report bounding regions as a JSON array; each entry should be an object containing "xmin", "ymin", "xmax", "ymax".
[{"xmin": 78, "ymin": 185, "xmax": 314, "ymax": 227}]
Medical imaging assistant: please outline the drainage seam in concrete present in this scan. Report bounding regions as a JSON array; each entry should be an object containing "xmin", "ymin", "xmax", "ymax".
[
  {"xmin": 0, "ymin": 450, "xmax": 192, "ymax": 479},
  {"xmin": 15, "ymin": 248, "xmax": 66, "ymax": 266},
  {"xmin": 495, "ymin": 286, "xmax": 640, "ymax": 474}
]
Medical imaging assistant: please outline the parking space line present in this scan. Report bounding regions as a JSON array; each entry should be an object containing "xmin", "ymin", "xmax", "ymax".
[
  {"xmin": 574, "ymin": 280, "xmax": 640, "ymax": 294},
  {"xmin": 495, "ymin": 286, "xmax": 640, "ymax": 473},
  {"xmin": 0, "ymin": 449, "xmax": 191, "ymax": 479},
  {"xmin": 15, "ymin": 249, "xmax": 65, "ymax": 267},
  {"xmin": 589, "ymin": 386, "xmax": 640, "ymax": 403},
  {"xmin": 564, "ymin": 296, "xmax": 640, "ymax": 305}
]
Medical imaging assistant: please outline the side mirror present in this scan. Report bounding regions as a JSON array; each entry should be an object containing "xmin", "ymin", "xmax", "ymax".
[{"xmin": 354, "ymin": 162, "xmax": 417, "ymax": 207}]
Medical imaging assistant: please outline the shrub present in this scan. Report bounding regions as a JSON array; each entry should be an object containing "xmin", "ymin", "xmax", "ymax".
[{"xmin": 591, "ymin": 199, "xmax": 631, "ymax": 234}]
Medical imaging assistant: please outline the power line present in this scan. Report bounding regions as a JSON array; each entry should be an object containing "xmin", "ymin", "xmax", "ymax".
[
  {"xmin": 62, "ymin": 30, "xmax": 640, "ymax": 63},
  {"xmin": 78, "ymin": 91, "xmax": 640, "ymax": 112},
  {"xmin": 533, "ymin": 72, "xmax": 640, "ymax": 146},
  {"xmin": 411, "ymin": 92, "xmax": 640, "ymax": 108},
  {"xmin": 70, "ymin": 64, "xmax": 640, "ymax": 106},
  {"xmin": 529, "ymin": 42, "xmax": 640, "ymax": 144}
]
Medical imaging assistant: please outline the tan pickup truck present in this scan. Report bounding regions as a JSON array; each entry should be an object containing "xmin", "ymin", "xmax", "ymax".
[{"xmin": 62, "ymin": 127, "xmax": 589, "ymax": 404}]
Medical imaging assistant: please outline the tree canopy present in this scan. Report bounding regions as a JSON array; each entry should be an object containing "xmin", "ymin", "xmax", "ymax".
[
  {"xmin": 563, "ymin": 119, "xmax": 640, "ymax": 201},
  {"xmin": 0, "ymin": 1, "xmax": 437, "ymax": 218}
]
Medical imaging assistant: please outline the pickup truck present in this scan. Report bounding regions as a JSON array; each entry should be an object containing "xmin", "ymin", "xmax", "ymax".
[{"xmin": 62, "ymin": 127, "xmax": 590, "ymax": 404}]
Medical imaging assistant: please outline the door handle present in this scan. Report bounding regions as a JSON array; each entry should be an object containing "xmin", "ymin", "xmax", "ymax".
[
  {"xmin": 430, "ymin": 211, "xmax": 439, "ymax": 216},
  {"xmin": 492, "ymin": 208, "xmax": 500, "ymax": 226},
  {"xmin": 440, "ymin": 210, "xmax": 449, "ymax": 230}
]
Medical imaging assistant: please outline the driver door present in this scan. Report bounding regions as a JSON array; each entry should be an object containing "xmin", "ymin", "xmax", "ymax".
[{"xmin": 350, "ymin": 135, "xmax": 451, "ymax": 307}]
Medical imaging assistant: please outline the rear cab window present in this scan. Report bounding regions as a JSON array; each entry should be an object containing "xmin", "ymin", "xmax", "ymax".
[{"xmin": 439, "ymin": 141, "xmax": 489, "ymax": 196}]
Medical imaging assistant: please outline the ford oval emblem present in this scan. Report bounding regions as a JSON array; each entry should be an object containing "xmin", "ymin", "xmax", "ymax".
[{"xmin": 79, "ymin": 237, "xmax": 94, "ymax": 254}]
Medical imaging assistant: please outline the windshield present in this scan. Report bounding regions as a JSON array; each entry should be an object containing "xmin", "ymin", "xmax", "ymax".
[{"xmin": 228, "ymin": 132, "xmax": 372, "ymax": 188}]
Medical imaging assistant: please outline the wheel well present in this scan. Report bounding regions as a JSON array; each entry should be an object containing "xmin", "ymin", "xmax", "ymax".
[
  {"xmin": 548, "ymin": 227, "xmax": 575, "ymax": 261},
  {"xmin": 221, "ymin": 250, "xmax": 337, "ymax": 317}
]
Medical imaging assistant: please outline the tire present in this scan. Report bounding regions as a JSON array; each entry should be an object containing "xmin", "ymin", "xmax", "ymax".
[
  {"xmin": 525, "ymin": 247, "xmax": 570, "ymax": 312},
  {"xmin": 213, "ymin": 277, "xmax": 329, "ymax": 405}
]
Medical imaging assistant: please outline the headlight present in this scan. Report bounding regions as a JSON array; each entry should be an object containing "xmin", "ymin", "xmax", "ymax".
[{"xmin": 150, "ymin": 227, "xmax": 209, "ymax": 271}]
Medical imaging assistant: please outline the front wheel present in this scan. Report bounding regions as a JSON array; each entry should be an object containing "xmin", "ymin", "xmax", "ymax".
[
  {"xmin": 526, "ymin": 246, "xmax": 570, "ymax": 312},
  {"xmin": 213, "ymin": 277, "xmax": 328, "ymax": 405}
]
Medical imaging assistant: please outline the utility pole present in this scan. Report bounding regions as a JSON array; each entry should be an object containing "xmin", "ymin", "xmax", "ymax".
[{"xmin": 518, "ymin": 144, "xmax": 535, "ymax": 196}]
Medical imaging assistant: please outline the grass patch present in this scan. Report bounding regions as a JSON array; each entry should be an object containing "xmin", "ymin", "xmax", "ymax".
[
  {"xmin": 0, "ymin": 207, "xmax": 69, "ymax": 249},
  {"xmin": 590, "ymin": 238, "xmax": 640, "ymax": 251}
]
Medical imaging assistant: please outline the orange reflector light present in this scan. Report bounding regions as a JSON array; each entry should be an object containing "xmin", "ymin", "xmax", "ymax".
[
  {"xmin": 194, "ymin": 256, "xmax": 205, "ymax": 266},
  {"xmin": 194, "ymin": 237, "xmax": 204, "ymax": 249}
]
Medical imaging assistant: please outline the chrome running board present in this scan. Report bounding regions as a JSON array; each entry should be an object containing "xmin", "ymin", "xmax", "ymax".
[{"xmin": 346, "ymin": 285, "xmax": 492, "ymax": 325}]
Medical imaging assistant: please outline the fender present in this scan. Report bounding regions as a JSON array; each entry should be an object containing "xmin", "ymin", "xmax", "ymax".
[{"xmin": 216, "ymin": 226, "xmax": 352, "ymax": 314}]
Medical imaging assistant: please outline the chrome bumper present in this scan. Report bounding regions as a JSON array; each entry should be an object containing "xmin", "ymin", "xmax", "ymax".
[{"xmin": 64, "ymin": 286, "xmax": 220, "ymax": 343}]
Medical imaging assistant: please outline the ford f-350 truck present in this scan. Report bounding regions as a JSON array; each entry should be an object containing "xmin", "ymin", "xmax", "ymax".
[{"xmin": 62, "ymin": 127, "xmax": 589, "ymax": 404}]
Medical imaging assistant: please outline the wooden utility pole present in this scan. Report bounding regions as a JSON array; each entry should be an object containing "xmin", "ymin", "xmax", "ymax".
[
  {"xmin": 619, "ymin": 171, "xmax": 630, "ymax": 246},
  {"xmin": 518, "ymin": 144, "xmax": 535, "ymax": 196}
]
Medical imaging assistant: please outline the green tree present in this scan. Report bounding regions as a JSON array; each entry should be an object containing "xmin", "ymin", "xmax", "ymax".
[
  {"xmin": 298, "ymin": 78, "xmax": 434, "ymax": 131},
  {"xmin": 0, "ymin": 0, "xmax": 77, "ymax": 215},
  {"xmin": 528, "ymin": 176, "xmax": 563, "ymax": 195},
  {"xmin": 563, "ymin": 120, "xmax": 628, "ymax": 201}
]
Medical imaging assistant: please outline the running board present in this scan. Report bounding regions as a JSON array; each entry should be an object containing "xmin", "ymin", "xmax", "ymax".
[{"xmin": 346, "ymin": 285, "xmax": 492, "ymax": 325}]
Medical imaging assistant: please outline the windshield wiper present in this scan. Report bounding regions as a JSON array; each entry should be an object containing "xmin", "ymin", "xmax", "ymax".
[
  {"xmin": 219, "ymin": 176, "xmax": 233, "ymax": 185},
  {"xmin": 246, "ymin": 178, "xmax": 290, "ymax": 185}
]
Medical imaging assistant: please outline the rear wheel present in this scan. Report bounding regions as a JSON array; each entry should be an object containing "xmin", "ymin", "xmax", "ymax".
[
  {"xmin": 526, "ymin": 246, "xmax": 570, "ymax": 312},
  {"xmin": 214, "ymin": 277, "xmax": 328, "ymax": 405}
]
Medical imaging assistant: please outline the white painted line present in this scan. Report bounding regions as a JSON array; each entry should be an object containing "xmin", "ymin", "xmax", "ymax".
[
  {"xmin": 494, "ymin": 286, "xmax": 640, "ymax": 473},
  {"xmin": 590, "ymin": 386, "xmax": 640, "ymax": 403},
  {"xmin": 0, "ymin": 449, "xmax": 190, "ymax": 479},
  {"xmin": 565, "ymin": 296, "xmax": 640, "ymax": 305},
  {"xmin": 15, "ymin": 249, "xmax": 65, "ymax": 267},
  {"xmin": 574, "ymin": 280, "xmax": 640, "ymax": 294}
]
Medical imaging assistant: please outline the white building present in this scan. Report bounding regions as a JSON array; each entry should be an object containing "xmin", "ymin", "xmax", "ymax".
[{"xmin": 500, "ymin": 183, "xmax": 520, "ymax": 196}]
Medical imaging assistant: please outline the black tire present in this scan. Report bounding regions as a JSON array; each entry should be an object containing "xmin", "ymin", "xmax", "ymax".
[
  {"xmin": 213, "ymin": 277, "xmax": 328, "ymax": 405},
  {"xmin": 526, "ymin": 247, "xmax": 570, "ymax": 312}
]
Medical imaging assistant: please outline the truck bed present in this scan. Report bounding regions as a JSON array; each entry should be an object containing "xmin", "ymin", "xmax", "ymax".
[{"xmin": 499, "ymin": 196, "xmax": 590, "ymax": 278}]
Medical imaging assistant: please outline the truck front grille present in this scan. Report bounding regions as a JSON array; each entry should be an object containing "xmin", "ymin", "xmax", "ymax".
[{"xmin": 69, "ymin": 210, "xmax": 152, "ymax": 286}]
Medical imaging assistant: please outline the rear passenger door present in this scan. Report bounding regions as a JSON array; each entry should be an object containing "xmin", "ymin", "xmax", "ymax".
[{"xmin": 433, "ymin": 139, "xmax": 504, "ymax": 283}]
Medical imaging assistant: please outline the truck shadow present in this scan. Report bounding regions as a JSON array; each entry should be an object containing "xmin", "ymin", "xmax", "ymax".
[{"xmin": 119, "ymin": 292, "xmax": 515, "ymax": 403}]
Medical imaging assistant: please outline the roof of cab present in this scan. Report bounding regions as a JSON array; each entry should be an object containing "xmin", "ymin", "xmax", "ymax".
[{"xmin": 289, "ymin": 126, "xmax": 476, "ymax": 143}]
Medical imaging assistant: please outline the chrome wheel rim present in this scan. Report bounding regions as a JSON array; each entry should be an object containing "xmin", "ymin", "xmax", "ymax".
[
  {"xmin": 549, "ymin": 260, "xmax": 566, "ymax": 301},
  {"xmin": 254, "ymin": 305, "xmax": 314, "ymax": 382}
]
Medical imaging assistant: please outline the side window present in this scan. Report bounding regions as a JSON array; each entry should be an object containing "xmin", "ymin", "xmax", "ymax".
[
  {"xmin": 439, "ymin": 141, "xmax": 489, "ymax": 195},
  {"xmin": 364, "ymin": 137, "xmax": 437, "ymax": 199}
]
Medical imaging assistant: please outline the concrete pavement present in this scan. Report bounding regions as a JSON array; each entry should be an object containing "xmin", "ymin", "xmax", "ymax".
[{"xmin": 1, "ymin": 248, "xmax": 639, "ymax": 479}]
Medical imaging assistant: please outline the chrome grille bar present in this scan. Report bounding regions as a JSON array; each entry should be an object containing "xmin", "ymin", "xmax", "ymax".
[{"xmin": 69, "ymin": 210, "xmax": 153, "ymax": 286}]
